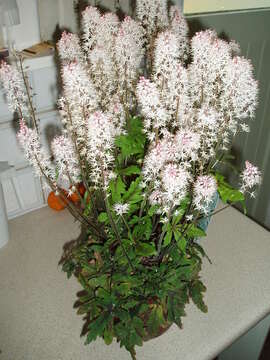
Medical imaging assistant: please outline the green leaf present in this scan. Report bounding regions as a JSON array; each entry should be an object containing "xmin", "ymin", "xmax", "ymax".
[
  {"xmin": 132, "ymin": 216, "xmax": 152, "ymax": 240},
  {"xmin": 193, "ymin": 243, "xmax": 212, "ymax": 264},
  {"xmin": 189, "ymin": 280, "xmax": 208, "ymax": 313},
  {"xmin": 241, "ymin": 200, "xmax": 247, "ymax": 215},
  {"xmin": 128, "ymin": 329, "xmax": 143, "ymax": 347},
  {"xmin": 135, "ymin": 242, "xmax": 156, "ymax": 256},
  {"xmin": 177, "ymin": 237, "xmax": 187, "ymax": 252},
  {"xmin": 115, "ymin": 117, "xmax": 146, "ymax": 158},
  {"xmin": 138, "ymin": 303, "xmax": 149, "ymax": 315},
  {"xmin": 114, "ymin": 308, "xmax": 131, "ymax": 322},
  {"xmin": 193, "ymin": 242, "xmax": 206, "ymax": 258},
  {"xmin": 163, "ymin": 230, "xmax": 172, "ymax": 247},
  {"xmin": 116, "ymin": 282, "xmax": 131, "ymax": 295},
  {"xmin": 186, "ymin": 225, "xmax": 206, "ymax": 238},
  {"xmin": 104, "ymin": 328, "xmax": 113, "ymax": 345},
  {"xmin": 218, "ymin": 183, "xmax": 245, "ymax": 203},
  {"xmin": 62, "ymin": 260, "xmax": 75, "ymax": 279},
  {"xmin": 147, "ymin": 305, "xmax": 165, "ymax": 334},
  {"xmin": 148, "ymin": 205, "xmax": 159, "ymax": 216},
  {"xmin": 128, "ymin": 216, "xmax": 140, "ymax": 225},
  {"xmin": 214, "ymin": 172, "xmax": 225, "ymax": 183},
  {"xmin": 172, "ymin": 209, "xmax": 185, "ymax": 225},
  {"xmin": 118, "ymin": 166, "xmax": 141, "ymax": 176},
  {"xmin": 167, "ymin": 290, "xmax": 188, "ymax": 327},
  {"xmin": 114, "ymin": 322, "xmax": 129, "ymax": 339},
  {"xmin": 109, "ymin": 176, "xmax": 126, "ymax": 203},
  {"xmin": 84, "ymin": 190, "xmax": 89, "ymax": 203},
  {"xmin": 85, "ymin": 312, "xmax": 112, "ymax": 344},
  {"xmin": 132, "ymin": 317, "xmax": 145, "ymax": 337},
  {"xmin": 173, "ymin": 228, "xmax": 181, "ymax": 241},
  {"xmin": 179, "ymin": 197, "xmax": 191, "ymax": 212},
  {"xmin": 98, "ymin": 212, "xmax": 108, "ymax": 223},
  {"xmin": 123, "ymin": 177, "xmax": 143, "ymax": 204},
  {"xmin": 215, "ymin": 172, "xmax": 244, "ymax": 203},
  {"xmin": 144, "ymin": 218, "xmax": 153, "ymax": 240}
]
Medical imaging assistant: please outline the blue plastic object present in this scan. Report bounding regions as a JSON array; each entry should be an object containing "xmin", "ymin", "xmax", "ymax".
[{"xmin": 197, "ymin": 191, "xmax": 219, "ymax": 233}]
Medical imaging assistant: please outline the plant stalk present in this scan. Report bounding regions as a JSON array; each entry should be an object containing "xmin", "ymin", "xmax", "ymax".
[{"xmin": 104, "ymin": 196, "xmax": 135, "ymax": 271}]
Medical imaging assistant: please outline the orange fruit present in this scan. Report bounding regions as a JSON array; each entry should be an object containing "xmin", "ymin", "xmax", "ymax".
[
  {"xmin": 68, "ymin": 183, "xmax": 87, "ymax": 204},
  {"xmin": 47, "ymin": 191, "xmax": 67, "ymax": 211},
  {"xmin": 78, "ymin": 183, "xmax": 86, "ymax": 196},
  {"xmin": 69, "ymin": 191, "xmax": 80, "ymax": 203}
]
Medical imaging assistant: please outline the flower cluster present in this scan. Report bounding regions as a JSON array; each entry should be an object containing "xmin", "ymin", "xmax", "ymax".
[
  {"xmin": 193, "ymin": 175, "xmax": 218, "ymax": 214},
  {"xmin": 160, "ymin": 163, "xmax": 190, "ymax": 209},
  {"xmin": 87, "ymin": 111, "xmax": 118, "ymax": 189},
  {"xmin": 57, "ymin": 31, "xmax": 83, "ymax": 61},
  {"xmin": 188, "ymin": 30, "xmax": 258, "ymax": 148},
  {"xmin": 51, "ymin": 135, "xmax": 81, "ymax": 186},
  {"xmin": 170, "ymin": 6, "xmax": 189, "ymax": 60},
  {"xmin": 136, "ymin": 0, "xmax": 168, "ymax": 48},
  {"xmin": 17, "ymin": 120, "xmax": 54, "ymax": 180},
  {"xmin": 138, "ymin": 24, "xmax": 260, "ymax": 216},
  {"xmin": 0, "ymin": 0, "xmax": 261, "ymax": 228},
  {"xmin": 0, "ymin": 61, "xmax": 28, "ymax": 116},
  {"xmin": 61, "ymin": 61, "xmax": 97, "ymax": 111},
  {"xmin": 114, "ymin": 16, "xmax": 145, "ymax": 101},
  {"xmin": 88, "ymin": 45, "xmax": 116, "ymax": 108},
  {"xmin": 60, "ymin": 60, "xmax": 98, "ymax": 155},
  {"xmin": 154, "ymin": 31, "xmax": 180, "ymax": 86},
  {"xmin": 136, "ymin": 77, "xmax": 168, "ymax": 140},
  {"xmin": 82, "ymin": 6, "xmax": 119, "ymax": 52},
  {"xmin": 114, "ymin": 203, "xmax": 130, "ymax": 216},
  {"xmin": 240, "ymin": 161, "xmax": 262, "ymax": 196},
  {"xmin": 142, "ymin": 129, "xmax": 201, "ymax": 214}
]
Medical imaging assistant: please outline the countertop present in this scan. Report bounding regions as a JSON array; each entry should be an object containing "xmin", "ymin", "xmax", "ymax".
[{"xmin": 0, "ymin": 205, "xmax": 269, "ymax": 360}]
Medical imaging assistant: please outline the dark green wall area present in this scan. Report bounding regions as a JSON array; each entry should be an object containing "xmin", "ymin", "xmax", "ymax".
[{"xmin": 187, "ymin": 9, "xmax": 270, "ymax": 230}]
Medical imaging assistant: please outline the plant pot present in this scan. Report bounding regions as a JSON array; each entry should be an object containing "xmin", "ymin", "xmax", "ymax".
[
  {"xmin": 143, "ymin": 318, "xmax": 172, "ymax": 341},
  {"xmin": 197, "ymin": 192, "xmax": 219, "ymax": 236}
]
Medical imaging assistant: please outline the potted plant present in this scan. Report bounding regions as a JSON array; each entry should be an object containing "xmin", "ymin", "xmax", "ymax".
[{"xmin": 0, "ymin": 1, "xmax": 262, "ymax": 359}]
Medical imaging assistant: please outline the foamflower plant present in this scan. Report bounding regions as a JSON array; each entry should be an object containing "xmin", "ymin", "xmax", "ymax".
[{"xmin": 0, "ymin": 1, "xmax": 262, "ymax": 358}]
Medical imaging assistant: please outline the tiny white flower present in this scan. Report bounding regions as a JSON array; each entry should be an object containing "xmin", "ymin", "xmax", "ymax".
[
  {"xmin": 67, "ymin": 189, "xmax": 74, "ymax": 197},
  {"xmin": 113, "ymin": 203, "xmax": 130, "ymax": 216},
  {"xmin": 186, "ymin": 214, "xmax": 194, "ymax": 222},
  {"xmin": 240, "ymin": 161, "xmax": 261, "ymax": 194},
  {"xmin": 250, "ymin": 191, "xmax": 256, "ymax": 199},
  {"xmin": 240, "ymin": 123, "xmax": 250, "ymax": 133},
  {"xmin": 193, "ymin": 175, "xmax": 217, "ymax": 215}
]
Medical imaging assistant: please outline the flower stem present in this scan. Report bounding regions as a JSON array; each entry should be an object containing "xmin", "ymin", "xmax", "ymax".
[
  {"xmin": 121, "ymin": 215, "xmax": 135, "ymax": 244},
  {"xmin": 17, "ymin": 55, "xmax": 38, "ymax": 132},
  {"xmin": 104, "ymin": 196, "xmax": 135, "ymax": 271}
]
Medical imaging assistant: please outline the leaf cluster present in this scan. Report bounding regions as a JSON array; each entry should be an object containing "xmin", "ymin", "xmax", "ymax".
[{"xmin": 61, "ymin": 118, "xmax": 246, "ymax": 359}]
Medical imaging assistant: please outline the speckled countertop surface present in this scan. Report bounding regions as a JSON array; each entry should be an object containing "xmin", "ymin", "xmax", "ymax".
[{"xmin": 0, "ymin": 205, "xmax": 270, "ymax": 360}]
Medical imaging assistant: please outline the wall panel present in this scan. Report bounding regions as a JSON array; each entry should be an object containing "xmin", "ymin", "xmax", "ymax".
[{"xmin": 187, "ymin": 9, "xmax": 270, "ymax": 229}]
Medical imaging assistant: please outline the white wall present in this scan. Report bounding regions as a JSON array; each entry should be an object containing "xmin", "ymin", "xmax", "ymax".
[
  {"xmin": 37, "ymin": 0, "xmax": 59, "ymax": 42},
  {"xmin": 8, "ymin": 0, "xmax": 40, "ymax": 50},
  {"xmin": 184, "ymin": 0, "xmax": 270, "ymax": 14},
  {"xmin": 38, "ymin": 0, "xmax": 131, "ymax": 42}
]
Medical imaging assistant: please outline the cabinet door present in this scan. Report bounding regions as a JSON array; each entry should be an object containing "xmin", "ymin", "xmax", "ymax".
[
  {"xmin": 2, "ymin": 166, "xmax": 45, "ymax": 219},
  {"xmin": 0, "ymin": 89, "xmax": 12, "ymax": 124},
  {"xmin": 0, "ymin": 67, "xmax": 60, "ymax": 219},
  {"xmin": 31, "ymin": 66, "xmax": 58, "ymax": 112}
]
